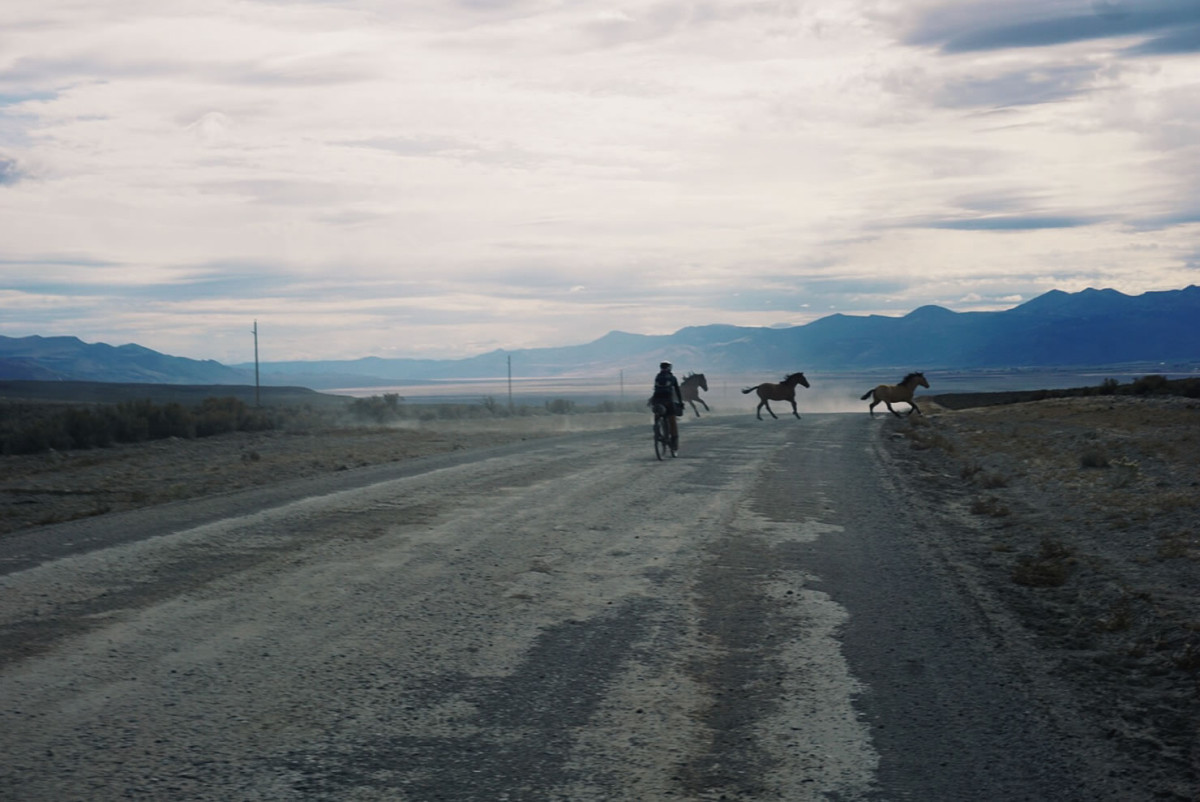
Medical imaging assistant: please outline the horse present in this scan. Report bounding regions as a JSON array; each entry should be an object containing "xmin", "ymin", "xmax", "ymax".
[
  {"xmin": 860, "ymin": 372, "xmax": 930, "ymax": 417},
  {"xmin": 680, "ymin": 372, "xmax": 709, "ymax": 417},
  {"xmin": 741, "ymin": 372, "xmax": 809, "ymax": 420}
]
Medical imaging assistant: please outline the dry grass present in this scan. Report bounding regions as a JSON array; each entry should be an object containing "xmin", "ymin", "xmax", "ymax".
[
  {"xmin": 0, "ymin": 411, "xmax": 653, "ymax": 536},
  {"xmin": 0, "ymin": 419, "xmax": 585, "ymax": 536},
  {"xmin": 889, "ymin": 394, "xmax": 1200, "ymax": 798}
]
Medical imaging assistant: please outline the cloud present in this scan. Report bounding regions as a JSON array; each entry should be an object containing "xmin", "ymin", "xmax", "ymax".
[
  {"xmin": 904, "ymin": 0, "xmax": 1200, "ymax": 54},
  {"xmin": 2, "ymin": 54, "xmax": 180, "ymax": 86},
  {"xmin": 0, "ymin": 0, "xmax": 1196, "ymax": 362},
  {"xmin": 1124, "ymin": 21, "xmax": 1200, "ymax": 54},
  {"xmin": 0, "ymin": 91, "xmax": 58, "ymax": 107},
  {"xmin": 934, "ymin": 63, "xmax": 1103, "ymax": 108},
  {"xmin": 0, "ymin": 255, "xmax": 119, "ymax": 268},
  {"xmin": 922, "ymin": 215, "xmax": 1104, "ymax": 231},
  {"xmin": 0, "ymin": 156, "xmax": 21, "ymax": 185},
  {"xmin": 1130, "ymin": 208, "xmax": 1200, "ymax": 229},
  {"xmin": 705, "ymin": 277, "xmax": 915, "ymax": 316},
  {"xmin": 948, "ymin": 190, "xmax": 1052, "ymax": 215}
]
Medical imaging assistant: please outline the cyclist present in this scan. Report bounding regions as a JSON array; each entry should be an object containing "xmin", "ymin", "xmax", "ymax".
[{"xmin": 650, "ymin": 361, "xmax": 683, "ymax": 453}]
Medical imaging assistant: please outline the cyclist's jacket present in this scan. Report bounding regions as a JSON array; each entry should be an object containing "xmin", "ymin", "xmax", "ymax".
[{"xmin": 651, "ymin": 370, "xmax": 682, "ymax": 410}]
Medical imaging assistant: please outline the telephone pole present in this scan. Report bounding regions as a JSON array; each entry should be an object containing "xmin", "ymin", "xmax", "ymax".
[{"xmin": 252, "ymin": 320, "xmax": 260, "ymax": 407}]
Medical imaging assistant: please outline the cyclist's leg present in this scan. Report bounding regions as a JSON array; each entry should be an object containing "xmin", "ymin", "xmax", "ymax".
[{"xmin": 667, "ymin": 413, "xmax": 679, "ymax": 450}]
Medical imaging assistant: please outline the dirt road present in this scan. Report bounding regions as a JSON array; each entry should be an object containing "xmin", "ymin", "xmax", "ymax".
[{"xmin": 0, "ymin": 414, "xmax": 1144, "ymax": 800}]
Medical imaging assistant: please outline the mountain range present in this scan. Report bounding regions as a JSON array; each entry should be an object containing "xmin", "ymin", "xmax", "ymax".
[{"xmin": 3, "ymin": 286, "xmax": 1198, "ymax": 389}]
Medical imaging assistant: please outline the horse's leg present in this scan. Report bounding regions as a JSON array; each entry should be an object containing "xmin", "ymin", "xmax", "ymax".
[
  {"xmin": 908, "ymin": 400, "xmax": 922, "ymax": 416},
  {"xmin": 789, "ymin": 398, "xmax": 800, "ymax": 419},
  {"xmin": 886, "ymin": 401, "xmax": 901, "ymax": 418},
  {"xmin": 698, "ymin": 398, "xmax": 710, "ymax": 412},
  {"xmin": 763, "ymin": 400, "xmax": 778, "ymax": 419},
  {"xmin": 868, "ymin": 398, "xmax": 879, "ymax": 416},
  {"xmin": 689, "ymin": 400, "xmax": 700, "ymax": 417}
]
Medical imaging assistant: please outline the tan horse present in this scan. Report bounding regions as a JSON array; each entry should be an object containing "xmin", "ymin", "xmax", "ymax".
[
  {"xmin": 861, "ymin": 372, "xmax": 929, "ymax": 417},
  {"xmin": 680, "ymin": 372, "xmax": 709, "ymax": 417},
  {"xmin": 742, "ymin": 372, "xmax": 809, "ymax": 420}
]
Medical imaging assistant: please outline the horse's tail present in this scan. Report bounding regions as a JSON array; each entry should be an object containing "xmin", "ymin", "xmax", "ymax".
[
  {"xmin": 741, "ymin": 385, "xmax": 758, "ymax": 394},
  {"xmin": 860, "ymin": 389, "xmax": 874, "ymax": 400}
]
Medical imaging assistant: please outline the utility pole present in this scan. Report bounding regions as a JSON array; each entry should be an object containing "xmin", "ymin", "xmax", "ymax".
[
  {"xmin": 252, "ymin": 320, "xmax": 260, "ymax": 407},
  {"xmin": 507, "ymin": 354, "xmax": 513, "ymax": 411}
]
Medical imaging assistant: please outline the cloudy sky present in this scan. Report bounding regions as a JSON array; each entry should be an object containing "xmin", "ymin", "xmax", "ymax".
[{"xmin": 1, "ymin": 1, "xmax": 1198, "ymax": 363}]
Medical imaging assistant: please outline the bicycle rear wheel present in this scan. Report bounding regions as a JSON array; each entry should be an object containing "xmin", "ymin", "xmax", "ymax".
[{"xmin": 653, "ymin": 416, "xmax": 665, "ymax": 461}]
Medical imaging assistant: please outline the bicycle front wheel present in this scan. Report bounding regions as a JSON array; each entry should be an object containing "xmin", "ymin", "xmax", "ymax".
[{"xmin": 653, "ymin": 417, "xmax": 665, "ymax": 461}]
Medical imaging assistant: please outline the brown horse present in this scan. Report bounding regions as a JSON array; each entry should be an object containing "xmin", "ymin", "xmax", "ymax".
[
  {"xmin": 860, "ymin": 372, "xmax": 929, "ymax": 417},
  {"xmin": 680, "ymin": 372, "xmax": 709, "ymax": 417},
  {"xmin": 742, "ymin": 372, "xmax": 809, "ymax": 420}
]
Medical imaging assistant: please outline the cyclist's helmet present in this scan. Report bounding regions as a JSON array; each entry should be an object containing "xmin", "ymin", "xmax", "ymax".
[{"xmin": 660, "ymin": 361, "xmax": 672, "ymax": 369}]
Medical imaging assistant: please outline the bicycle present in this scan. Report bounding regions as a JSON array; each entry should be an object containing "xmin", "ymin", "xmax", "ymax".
[{"xmin": 652, "ymin": 403, "xmax": 678, "ymax": 460}]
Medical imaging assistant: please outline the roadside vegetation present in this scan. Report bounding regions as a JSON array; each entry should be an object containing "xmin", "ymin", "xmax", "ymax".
[
  {"xmin": 345, "ymin": 392, "xmax": 645, "ymax": 424},
  {"xmin": 890, "ymin": 373, "xmax": 1199, "ymax": 797},
  {"xmin": 0, "ymin": 397, "xmax": 289, "ymax": 455},
  {"xmin": 1, "ymin": 390, "xmax": 650, "ymax": 456},
  {"xmin": 930, "ymin": 374, "xmax": 1200, "ymax": 410}
]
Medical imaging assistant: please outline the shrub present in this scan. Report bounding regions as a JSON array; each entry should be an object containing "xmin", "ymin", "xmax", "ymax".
[
  {"xmin": 903, "ymin": 425, "xmax": 955, "ymax": 453},
  {"xmin": 1110, "ymin": 457, "xmax": 1140, "ymax": 489},
  {"xmin": 347, "ymin": 393, "xmax": 405, "ymax": 424},
  {"xmin": 1096, "ymin": 596, "xmax": 1133, "ymax": 632},
  {"xmin": 0, "ymin": 396, "xmax": 281, "ymax": 455},
  {"xmin": 1038, "ymin": 538, "xmax": 1075, "ymax": 560},
  {"xmin": 1011, "ymin": 538, "xmax": 1075, "ymax": 587},
  {"xmin": 1012, "ymin": 557, "xmax": 1070, "ymax": 587},
  {"xmin": 1132, "ymin": 374, "xmax": 1169, "ymax": 395},
  {"xmin": 10, "ymin": 419, "xmax": 73, "ymax": 453},
  {"xmin": 1156, "ymin": 531, "xmax": 1194, "ymax": 560},
  {"xmin": 970, "ymin": 496, "xmax": 1010, "ymax": 517},
  {"xmin": 154, "ymin": 401, "xmax": 196, "ymax": 439},
  {"xmin": 111, "ymin": 400, "xmax": 155, "ymax": 442},
  {"xmin": 1172, "ymin": 640, "xmax": 1200, "ymax": 671},
  {"xmin": 976, "ymin": 470, "xmax": 1008, "ymax": 489},
  {"xmin": 195, "ymin": 397, "xmax": 253, "ymax": 437},
  {"xmin": 63, "ymin": 407, "xmax": 115, "ymax": 449}
]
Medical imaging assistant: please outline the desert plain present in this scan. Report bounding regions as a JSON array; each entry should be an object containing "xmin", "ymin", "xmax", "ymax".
[{"xmin": 1, "ymin": 394, "xmax": 1197, "ymax": 797}]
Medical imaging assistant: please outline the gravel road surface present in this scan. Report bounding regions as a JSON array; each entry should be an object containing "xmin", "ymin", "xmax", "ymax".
[{"xmin": 1, "ymin": 414, "xmax": 1129, "ymax": 800}]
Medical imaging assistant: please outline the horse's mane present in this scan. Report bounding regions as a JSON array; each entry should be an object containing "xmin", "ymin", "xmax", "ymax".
[{"xmin": 900, "ymin": 372, "xmax": 923, "ymax": 385}]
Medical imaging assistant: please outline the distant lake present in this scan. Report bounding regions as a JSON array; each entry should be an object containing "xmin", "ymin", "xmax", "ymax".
[{"xmin": 331, "ymin": 365, "xmax": 1198, "ymax": 413}]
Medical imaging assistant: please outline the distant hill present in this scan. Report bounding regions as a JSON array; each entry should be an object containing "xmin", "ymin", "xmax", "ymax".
[
  {"xmin": 0, "ymin": 380, "xmax": 347, "ymax": 407},
  {"xmin": 239, "ymin": 285, "xmax": 1200, "ymax": 387},
  {"xmin": 0, "ymin": 335, "xmax": 251, "ymax": 385},
  {"xmin": 3, "ymin": 286, "xmax": 1198, "ymax": 389}
]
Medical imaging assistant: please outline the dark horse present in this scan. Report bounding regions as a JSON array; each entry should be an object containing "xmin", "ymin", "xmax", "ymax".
[
  {"xmin": 680, "ymin": 372, "xmax": 709, "ymax": 417},
  {"xmin": 742, "ymin": 372, "xmax": 809, "ymax": 420},
  {"xmin": 860, "ymin": 372, "xmax": 929, "ymax": 417}
]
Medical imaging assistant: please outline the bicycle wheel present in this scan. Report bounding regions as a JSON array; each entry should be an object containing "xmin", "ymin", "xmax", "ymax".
[{"xmin": 653, "ymin": 416, "xmax": 665, "ymax": 461}]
